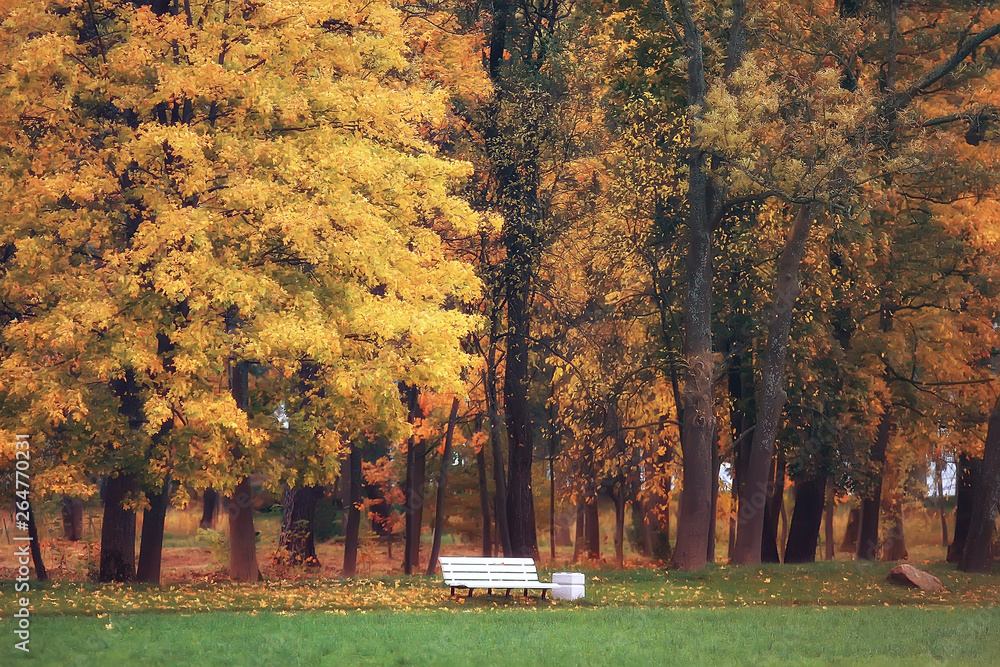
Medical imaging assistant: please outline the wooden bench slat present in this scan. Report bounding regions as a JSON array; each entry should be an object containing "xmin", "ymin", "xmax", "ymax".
[
  {"xmin": 444, "ymin": 580, "xmax": 557, "ymax": 588},
  {"xmin": 437, "ymin": 556, "xmax": 555, "ymax": 598},
  {"xmin": 441, "ymin": 566, "xmax": 536, "ymax": 574},
  {"xmin": 438, "ymin": 556, "xmax": 535, "ymax": 566}
]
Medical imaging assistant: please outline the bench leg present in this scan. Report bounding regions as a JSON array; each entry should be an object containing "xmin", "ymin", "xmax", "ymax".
[
  {"xmin": 451, "ymin": 587, "xmax": 455, "ymax": 597},
  {"xmin": 468, "ymin": 589, "xmax": 473, "ymax": 598},
  {"xmin": 505, "ymin": 589, "xmax": 511, "ymax": 598},
  {"xmin": 541, "ymin": 590, "xmax": 547, "ymax": 600},
  {"xmin": 488, "ymin": 589, "xmax": 492, "ymax": 596}
]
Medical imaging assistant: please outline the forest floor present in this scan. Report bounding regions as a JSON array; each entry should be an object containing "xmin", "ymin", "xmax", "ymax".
[{"xmin": 5, "ymin": 557, "xmax": 998, "ymax": 617}]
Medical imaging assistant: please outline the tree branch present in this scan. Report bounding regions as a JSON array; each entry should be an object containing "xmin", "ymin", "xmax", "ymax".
[{"xmin": 898, "ymin": 23, "xmax": 1000, "ymax": 108}]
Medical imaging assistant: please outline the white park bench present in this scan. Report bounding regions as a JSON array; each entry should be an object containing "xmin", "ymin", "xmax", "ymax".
[{"xmin": 438, "ymin": 556, "xmax": 557, "ymax": 599}]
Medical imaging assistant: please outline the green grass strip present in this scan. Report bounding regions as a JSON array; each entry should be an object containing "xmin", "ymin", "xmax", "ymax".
[{"xmin": 7, "ymin": 607, "xmax": 1000, "ymax": 666}]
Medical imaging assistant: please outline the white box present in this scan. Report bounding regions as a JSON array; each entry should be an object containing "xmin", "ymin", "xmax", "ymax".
[
  {"xmin": 553, "ymin": 572, "xmax": 585, "ymax": 585},
  {"xmin": 552, "ymin": 572, "xmax": 585, "ymax": 600},
  {"xmin": 552, "ymin": 584, "xmax": 585, "ymax": 600}
]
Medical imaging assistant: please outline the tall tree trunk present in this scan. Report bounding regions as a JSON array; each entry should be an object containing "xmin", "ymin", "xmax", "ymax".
[
  {"xmin": 935, "ymin": 459, "xmax": 949, "ymax": 548},
  {"xmin": 61, "ymin": 495, "xmax": 84, "ymax": 541},
  {"xmin": 484, "ymin": 353, "xmax": 511, "ymax": 555},
  {"xmin": 840, "ymin": 507, "xmax": 861, "ymax": 553},
  {"xmin": 403, "ymin": 385, "xmax": 426, "ymax": 575},
  {"xmin": 200, "ymin": 489, "xmax": 219, "ymax": 529},
  {"xmin": 549, "ymin": 454, "xmax": 556, "ymax": 562},
  {"xmin": 824, "ymin": 480, "xmax": 835, "ymax": 561},
  {"xmin": 728, "ymin": 337, "xmax": 755, "ymax": 562},
  {"xmin": 761, "ymin": 452, "xmax": 785, "ymax": 563},
  {"xmin": 635, "ymin": 496, "xmax": 653, "ymax": 557},
  {"xmin": 228, "ymin": 476, "xmax": 259, "ymax": 581},
  {"xmin": 505, "ymin": 282, "xmax": 539, "ymax": 559},
  {"xmin": 673, "ymin": 0, "xmax": 715, "ymax": 573},
  {"xmin": 572, "ymin": 502, "xmax": 585, "ymax": 563},
  {"xmin": 476, "ymin": 441, "xmax": 493, "ymax": 557},
  {"xmin": 548, "ymin": 393, "xmax": 560, "ymax": 562},
  {"xmin": 783, "ymin": 469, "xmax": 829, "ymax": 563},
  {"xmin": 960, "ymin": 404, "xmax": 1000, "ymax": 573},
  {"xmin": 227, "ymin": 353, "xmax": 259, "ymax": 582},
  {"xmin": 612, "ymin": 486, "xmax": 626, "ymax": 569},
  {"xmin": 586, "ymin": 497, "xmax": 600, "ymax": 561},
  {"xmin": 342, "ymin": 443, "xmax": 363, "ymax": 576},
  {"xmin": 881, "ymin": 496, "xmax": 907, "ymax": 562},
  {"xmin": 427, "ymin": 398, "xmax": 460, "ymax": 575},
  {"xmin": 707, "ymin": 428, "xmax": 721, "ymax": 562},
  {"xmin": 99, "ymin": 471, "xmax": 138, "ymax": 583},
  {"xmin": 26, "ymin": 500, "xmax": 48, "ymax": 582},
  {"xmin": 733, "ymin": 203, "xmax": 819, "ymax": 565},
  {"xmin": 278, "ymin": 485, "xmax": 323, "ymax": 566},
  {"xmin": 857, "ymin": 408, "xmax": 893, "ymax": 561},
  {"xmin": 948, "ymin": 453, "xmax": 979, "ymax": 562},
  {"xmin": 136, "ymin": 476, "xmax": 172, "ymax": 583},
  {"xmin": 728, "ymin": 510, "xmax": 737, "ymax": 561},
  {"xmin": 779, "ymin": 496, "xmax": 789, "ymax": 561}
]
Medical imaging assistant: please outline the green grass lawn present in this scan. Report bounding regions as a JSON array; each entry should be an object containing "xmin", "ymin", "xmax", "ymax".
[
  {"xmin": 5, "ymin": 560, "xmax": 999, "ymax": 664},
  {"xmin": 8, "ymin": 607, "xmax": 1000, "ymax": 665}
]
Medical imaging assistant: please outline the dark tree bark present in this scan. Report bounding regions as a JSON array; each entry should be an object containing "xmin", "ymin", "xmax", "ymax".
[
  {"xmin": 611, "ymin": 486, "xmax": 626, "ymax": 569},
  {"xmin": 761, "ymin": 506, "xmax": 781, "ymax": 563},
  {"xmin": 102, "ymin": 368, "xmax": 144, "ymax": 583},
  {"xmin": 99, "ymin": 471, "xmax": 138, "ymax": 583},
  {"xmin": 779, "ymin": 497, "xmax": 789, "ymax": 560},
  {"xmin": 633, "ymin": 495, "xmax": 653, "ymax": 558},
  {"xmin": 427, "ymin": 398, "xmax": 460, "ymax": 575},
  {"xmin": 733, "ymin": 203, "xmax": 820, "ymax": 565},
  {"xmin": 671, "ymin": 0, "xmax": 716, "ymax": 573},
  {"xmin": 783, "ymin": 469, "xmax": 829, "ymax": 563},
  {"xmin": 278, "ymin": 484, "xmax": 323, "ymax": 566},
  {"xmin": 707, "ymin": 429, "xmax": 721, "ymax": 562},
  {"xmin": 342, "ymin": 444, "xmax": 363, "ymax": 576},
  {"xmin": 227, "ymin": 352, "xmax": 259, "ymax": 582},
  {"xmin": 727, "ymin": 337, "xmax": 755, "ymax": 561},
  {"xmin": 935, "ymin": 459, "xmax": 948, "ymax": 547},
  {"xmin": 504, "ymin": 282, "xmax": 539, "ymax": 558},
  {"xmin": 960, "ymin": 405, "xmax": 1000, "ymax": 573},
  {"xmin": 840, "ymin": 507, "xmax": 861, "ymax": 553},
  {"xmin": 761, "ymin": 452, "xmax": 785, "ymax": 563},
  {"xmin": 484, "ymin": 346, "xmax": 511, "ymax": 555},
  {"xmin": 403, "ymin": 385, "xmax": 427, "ymax": 575},
  {"xmin": 61, "ymin": 495, "xmax": 84, "ymax": 541},
  {"xmin": 548, "ymin": 394, "xmax": 560, "ymax": 562},
  {"xmin": 572, "ymin": 502, "xmax": 585, "ymax": 563},
  {"xmin": 881, "ymin": 496, "xmax": 907, "ymax": 562},
  {"xmin": 475, "ymin": 441, "xmax": 493, "ymax": 557},
  {"xmin": 857, "ymin": 408, "xmax": 893, "ymax": 561},
  {"xmin": 948, "ymin": 453, "xmax": 979, "ymax": 562},
  {"xmin": 586, "ymin": 497, "xmax": 600, "ymax": 561},
  {"xmin": 484, "ymin": 0, "xmax": 547, "ymax": 562},
  {"xmin": 200, "ymin": 489, "xmax": 219, "ymax": 530},
  {"xmin": 136, "ymin": 476, "xmax": 171, "ymax": 583},
  {"xmin": 824, "ymin": 480, "xmax": 836, "ymax": 561},
  {"xmin": 26, "ymin": 500, "xmax": 48, "ymax": 582},
  {"xmin": 228, "ymin": 475, "xmax": 259, "ymax": 581}
]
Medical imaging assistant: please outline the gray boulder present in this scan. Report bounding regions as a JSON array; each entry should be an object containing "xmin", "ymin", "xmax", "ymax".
[{"xmin": 886, "ymin": 564, "xmax": 944, "ymax": 592}]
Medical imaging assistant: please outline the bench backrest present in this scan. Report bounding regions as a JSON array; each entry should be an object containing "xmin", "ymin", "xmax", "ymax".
[{"xmin": 438, "ymin": 557, "xmax": 540, "ymax": 584}]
